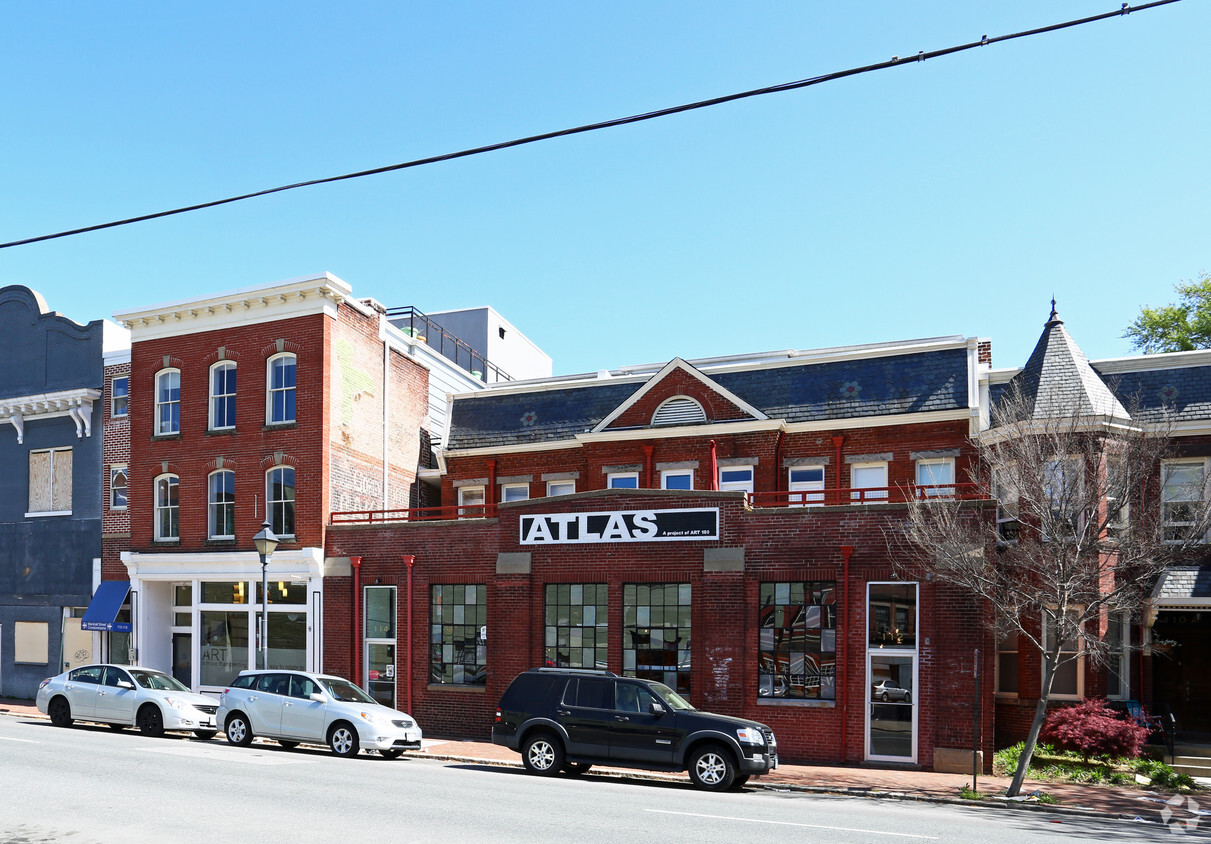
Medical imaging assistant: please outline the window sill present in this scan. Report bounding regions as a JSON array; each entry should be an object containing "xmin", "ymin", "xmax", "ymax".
[
  {"xmin": 263, "ymin": 422, "xmax": 297, "ymax": 432},
  {"xmin": 756, "ymin": 698, "xmax": 835, "ymax": 708},
  {"xmin": 205, "ymin": 428, "xmax": 237, "ymax": 436},
  {"xmin": 26, "ymin": 510, "xmax": 72, "ymax": 518},
  {"xmin": 151, "ymin": 539, "xmax": 181, "ymax": 546},
  {"xmin": 151, "ymin": 433, "xmax": 181, "ymax": 441},
  {"xmin": 427, "ymin": 683, "xmax": 487, "ymax": 693},
  {"xmin": 205, "ymin": 538, "xmax": 237, "ymax": 546},
  {"xmin": 108, "ymin": 506, "xmax": 128, "ymax": 512}
]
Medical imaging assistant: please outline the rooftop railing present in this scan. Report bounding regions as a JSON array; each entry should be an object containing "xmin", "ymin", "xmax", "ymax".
[
  {"xmin": 385, "ymin": 306, "xmax": 512, "ymax": 383},
  {"xmin": 329, "ymin": 483, "xmax": 987, "ymax": 525}
]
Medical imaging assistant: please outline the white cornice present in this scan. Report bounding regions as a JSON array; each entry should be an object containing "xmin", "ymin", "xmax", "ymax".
[
  {"xmin": 1093, "ymin": 349, "xmax": 1211, "ymax": 374},
  {"xmin": 783, "ymin": 408, "xmax": 971, "ymax": 433},
  {"xmin": 581, "ymin": 418, "xmax": 782, "ymax": 443},
  {"xmin": 2, "ymin": 388, "xmax": 101, "ymax": 443},
  {"xmin": 120, "ymin": 547, "xmax": 324, "ymax": 579},
  {"xmin": 113, "ymin": 273, "xmax": 353, "ymax": 341}
]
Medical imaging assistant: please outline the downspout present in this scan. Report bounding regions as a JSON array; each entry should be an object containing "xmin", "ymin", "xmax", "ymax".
[
  {"xmin": 774, "ymin": 429, "xmax": 784, "ymax": 497},
  {"xmin": 350, "ymin": 556, "xmax": 362, "ymax": 685},
  {"xmin": 709, "ymin": 440, "xmax": 719, "ymax": 491},
  {"xmin": 643, "ymin": 444, "xmax": 654, "ymax": 489},
  {"xmin": 832, "ymin": 436, "xmax": 845, "ymax": 505},
  {"xmin": 403, "ymin": 555, "xmax": 416, "ymax": 714},
  {"xmin": 383, "ymin": 330, "xmax": 390, "ymax": 509},
  {"xmin": 840, "ymin": 544, "xmax": 854, "ymax": 761},
  {"xmin": 487, "ymin": 459, "xmax": 498, "ymax": 515}
]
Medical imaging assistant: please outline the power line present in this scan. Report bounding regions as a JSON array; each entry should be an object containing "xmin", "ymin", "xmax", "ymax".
[{"xmin": 0, "ymin": 0, "xmax": 1182, "ymax": 251}]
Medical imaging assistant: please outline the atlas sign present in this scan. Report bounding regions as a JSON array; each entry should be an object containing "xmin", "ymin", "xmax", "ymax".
[{"xmin": 519, "ymin": 508, "xmax": 719, "ymax": 545}]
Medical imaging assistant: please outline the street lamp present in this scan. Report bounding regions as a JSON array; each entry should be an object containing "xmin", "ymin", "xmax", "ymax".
[{"xmin": 253, "ymin": 520, "xmax": 279, "ymax": 670}]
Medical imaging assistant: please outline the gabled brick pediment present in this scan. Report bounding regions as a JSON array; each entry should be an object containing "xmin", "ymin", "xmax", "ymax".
[{"xmin": 594, "ymin": 359, "xmax": 767, "ymax": 432}]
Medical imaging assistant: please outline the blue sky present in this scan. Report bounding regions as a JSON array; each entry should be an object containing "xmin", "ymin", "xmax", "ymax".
[{"xmin": 2, "ymin": 2, "xmax": 1208, "ymax": 375}]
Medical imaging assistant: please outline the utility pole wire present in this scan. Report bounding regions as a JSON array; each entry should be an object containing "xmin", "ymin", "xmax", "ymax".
[{"xmin": 0, "ymin": 0, "xmax": 1181, "ymax": 251}]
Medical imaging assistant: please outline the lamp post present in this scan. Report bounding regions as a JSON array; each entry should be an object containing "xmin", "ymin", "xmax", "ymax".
[{"xmin": 253, "ymin": 520, "xmax": 279, "ymax": 670}]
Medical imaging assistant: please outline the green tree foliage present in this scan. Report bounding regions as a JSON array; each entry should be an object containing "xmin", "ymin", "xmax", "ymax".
[{"xmin": 1124, "ymin": 273, "xmax": 1211, "ymax": 353}]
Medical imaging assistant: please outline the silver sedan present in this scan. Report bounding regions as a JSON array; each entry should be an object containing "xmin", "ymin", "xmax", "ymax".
[{"xmin": 36, "ymin": 664, "xmax": 220, "ymax": 739}]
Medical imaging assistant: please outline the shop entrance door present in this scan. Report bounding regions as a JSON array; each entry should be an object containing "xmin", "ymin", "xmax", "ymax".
[
  {"xmin": 1152, "ymin": 611, "xmax": 1211, "ymax": 736},
  {"xmin": 365, "ymin": 643, "xmax": 396, "ymax": 709},
  {"xmin": 867, "ymin": 653, "xmax": 916, "ymax": 762},
  {"xmin": 172, "ymin": 633, "xmax": 192, "ymax": 687}
]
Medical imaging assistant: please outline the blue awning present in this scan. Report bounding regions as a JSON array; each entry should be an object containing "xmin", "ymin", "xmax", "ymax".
[{"xmin": 81, "ymin": 581, "xmax": 132, "ymax": 632}]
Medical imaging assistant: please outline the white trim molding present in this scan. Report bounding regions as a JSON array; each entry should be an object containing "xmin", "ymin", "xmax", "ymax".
[{"xmin": 2, "ymin": 388, "xmax": 101, "ymax": 443}]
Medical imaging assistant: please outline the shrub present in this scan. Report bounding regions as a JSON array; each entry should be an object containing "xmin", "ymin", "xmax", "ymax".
[{"xmin": 1040, "ymin": 698, "xmax": 1150, "ymax": 761}]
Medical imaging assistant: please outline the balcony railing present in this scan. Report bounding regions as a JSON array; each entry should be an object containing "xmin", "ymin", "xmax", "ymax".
[
  {"xmin": 330, "ymin": 483, "xmax": 987, "ymax": 525},
  {"xmin": 385, "ymin": 306, "xmax": 512, "ymax": 383}
]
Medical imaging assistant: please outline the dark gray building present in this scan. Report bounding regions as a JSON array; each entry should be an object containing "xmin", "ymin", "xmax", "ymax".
[{"xmin": 0, "ymin": 286, "xmax": 118, "ymax": 697}]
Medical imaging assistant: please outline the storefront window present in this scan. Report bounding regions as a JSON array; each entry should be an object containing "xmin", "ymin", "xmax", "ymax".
[
  {"xmin": 202, "ymin": 581, "xmax": 248, "ymax": 605},
  {"xmin": 623, "ymin": 583, "xmax": 691, "ymax": 693},
  {"xmin": 200, "ymin": 610, "xmax": 249, "ymax": 687},
  {"xmin": 545, "ymin": 583, "xmax": 607, "ymax": 670},
  {"xmin": 758, "ymin": 581, "xmax": 837, "ymax": 700},
  {"xmin": 256, "ymin": 580, "xmax": 307, "ymax": 605},
  {"xmin": 430, "ymin": 585, "xmax": 486, "ymax": 684},
  {"xmin": 266, "ymin": 611, "xmax": 307, "ymax": 671}
]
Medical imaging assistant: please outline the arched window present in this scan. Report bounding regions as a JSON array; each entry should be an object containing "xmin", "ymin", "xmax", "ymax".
[
  {"xmin": 208, "ymin": 470, "xmax": 235, "ymax": 539},
  {"xmin": 154, "ymin": 474, "xmax": 179, "ymax": 541},
  {"xmin": 651, "ymin": 396, "xmax": 706, "ymax": 426},
  {"xmin": 209, "ymin": 362, "xmax": 237, "ymax": 430},
  {"xmin": 155, "ymin": 369, "xmax": 181, "ymax": 435},
  {"xmin": 267, "ymin": 466, "xmax": 295, "ymax": 537},
  {"xmin": 267, "ymin": 353, "xmax": 296, "ymax": 424}
]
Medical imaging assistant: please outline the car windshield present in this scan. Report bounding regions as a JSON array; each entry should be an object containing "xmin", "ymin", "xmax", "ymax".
[
  {"xmin": 319, "ymin": 677, "xmax": 376, "ymax": 704},
  {"xmin": 130, "ymin": 670, "xmax": 190, "ymax": 692},
  {"xmin": 648, "ymin": 682, "xmax": 695, "ymax": 711}
]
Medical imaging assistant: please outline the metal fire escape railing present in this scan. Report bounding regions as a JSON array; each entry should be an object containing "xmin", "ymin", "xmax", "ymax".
[{"xmin": 385, "ymin": 306, "xmax": 512, "ymax": 383}]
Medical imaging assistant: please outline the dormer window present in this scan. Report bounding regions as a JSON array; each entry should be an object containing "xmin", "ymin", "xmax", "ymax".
[{"xmin": 652, "ymin": 397, "xmax": 706, "ymax": 426}]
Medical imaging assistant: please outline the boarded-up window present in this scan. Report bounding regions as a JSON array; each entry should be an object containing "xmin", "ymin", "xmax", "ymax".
[
  {"xmin": 28, "ymin": 448, "xmax": 72, "ymax": 513},
  {"xmin": 15, "ymin": 621, "xmax": 50, "ymax": 664}
]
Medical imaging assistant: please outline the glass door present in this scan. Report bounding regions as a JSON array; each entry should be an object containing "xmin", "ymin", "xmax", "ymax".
[
  {"xmin": 172, "ymin": 633, "xmax": 192, "ymax": 687},
  {"xmin": 867, "ymin": 653, "xmax": 916, "ymax": 761}
]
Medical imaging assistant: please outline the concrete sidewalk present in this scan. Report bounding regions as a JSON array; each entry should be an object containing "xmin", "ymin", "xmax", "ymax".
[{"xmin": 2, "ymin": 698, "xmax": 1203, "ymax": 830}]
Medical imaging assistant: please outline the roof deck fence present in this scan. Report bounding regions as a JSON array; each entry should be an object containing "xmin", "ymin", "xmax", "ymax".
[
  {"xmin": 385, "ymin": 306, "xmax": 512, "ymax": 383},
  {"xmin": 330, "ymin": 483, "xmax": 987, "ymax": 525}
]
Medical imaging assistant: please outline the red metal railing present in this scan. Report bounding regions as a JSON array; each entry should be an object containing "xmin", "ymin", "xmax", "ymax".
[{"xmin": 329, "ymin": 483, "xmax": 987, "ymax": 525}]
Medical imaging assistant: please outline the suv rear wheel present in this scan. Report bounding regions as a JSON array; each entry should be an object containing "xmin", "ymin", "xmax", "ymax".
[
  {"xmin": 687, "ymin": 744, "xmax": 736, "ymax": 791},
  {"xmin": 522, "ymin": 732, "xmax": 564, "ymax": 776}
]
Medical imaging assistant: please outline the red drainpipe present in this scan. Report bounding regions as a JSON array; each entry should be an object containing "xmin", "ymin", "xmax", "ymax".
[
  {"xmin": 643, "ymin": 444, "xmax": 654, "ymax": 489},
  {"xmin": 709, "ymin": 440, "xmax": 719, "ymax": 491},
  {"xmin": 840, "ymin": 544, "xmax": 854, "ymax": 761},
  {"xmin": 487, "ymin": 459, "xmax": 497, "ymax": 513},
  {"xmin": 350, "ymin": 556, "xmax": 362, "ymax": 685},
  {"xmin": 402, "ymin": 555, "xmax": 416, "ymax": 714},
  {"xmin": 832, "ymin": 436, "xmax": 845, "ymax": 504},
  {"xmin": 774, "ymin": 429, "xmax": 784, "ymax": 497}
]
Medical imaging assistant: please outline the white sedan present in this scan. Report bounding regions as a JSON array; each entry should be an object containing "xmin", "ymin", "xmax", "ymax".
[
  {"xmin": 217, "ymin": 670, "xmax": 422, "ymax": 758},
  {"xmin": 36, "ymin": 664, "xmax": 219, "ymax": 739}
]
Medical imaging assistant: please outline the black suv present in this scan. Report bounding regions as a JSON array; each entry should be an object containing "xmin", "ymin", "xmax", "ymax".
[{"xmin": 492, "ymin": 668, "xmax": 777, "ymax": 791}]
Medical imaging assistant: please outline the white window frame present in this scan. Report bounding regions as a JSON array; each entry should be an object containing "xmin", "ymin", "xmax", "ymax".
[
  {"xmin": 500, "ymin": 483, "xmax": 530, "ymax": 503},
  {"xmin": 155, "ymin": 368, "xmax": 181, "ymax": 435},
  {"xmin": 209, "ymin": 361, "xmax": 237, "ymax": 431},
  {"xmin": 914, "ymin": 458, "xmax": 955, "ymax": 498},
  {"xmin": 1106, "ymin": 611, "xmax": 1130, "ymax": 701},
  {"xmin": 266, "ymin": 466, "xmax": 296, "ymax": 538},
  {"xmin": 608, "ymin": 472, "xmax": 639, "ymax": 489},
  {"xmin": 1043, "ymin": 457, "xmax": 1085, "ymax": 541},
  {"xmin": 457, "ymin": 485, "xmax": 486, "ymax": 518},
  {"xmin": 788, "ymin": 466, "xmax": 825, "ymax": 506},
  {"xmin": 993, "ymin": 470, "xmax": 1020, "ymax": 543},
  {"xmin": 111, "ymin": 376, "xmax": 129, "ymax": 418},
  {"xmin": 110, "ymin": 464, "xmax": 128, "ymax": 511},
  {"xmin": 661, "ymin": 469, "xmax": 693, "ymax": 491},
  {"xmin": 546, "ymin": 480, "xmax": 575, "ymax": 497},
  {"xmin": 850, "ymin": 462, "xmax": 888, "ymax": 501},
  {"xmin": 1042, "ymin": 613, "xmax": 1084, "ymax": 701},
  {"xmin": 154, "ymin": 473, "xmax": 180, "ymax": 542},
  {"xmin": 266, "ymin": 353, "xmax": 297, "ymax": 425},
  {"xmin": 718, "ymin": 465, "xmax": 754, "ymax": 494},
  {"xmin": 27, "ymin": 447, "xmax": 73, "ymax": 516},
  {"xmin": 1162, "ymin": 459, "xmax": 1207, "ymax": 543},
  {"xmin": 208, "ymin": 469, "xmax": 235, "ymax": 540}
]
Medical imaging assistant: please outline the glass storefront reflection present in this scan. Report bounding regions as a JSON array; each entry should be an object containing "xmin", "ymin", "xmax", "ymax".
[{"xmin": 200, "ymin": 610, "xmax": 249, "ymax": 686}]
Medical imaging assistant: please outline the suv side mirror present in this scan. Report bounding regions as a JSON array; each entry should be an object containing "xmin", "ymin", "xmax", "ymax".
[
  {"xmin": 649, "ymin": 702, "xmax": 667, "ymax": 717},
  {"xmin": 309, "ymin": 692, "xmax": 327, "ymax": 703}
]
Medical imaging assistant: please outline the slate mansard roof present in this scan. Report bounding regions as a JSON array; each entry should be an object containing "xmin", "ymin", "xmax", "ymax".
[{"xmin": 446, "ymin": 343, "xmax": 972, "ymax": 451}]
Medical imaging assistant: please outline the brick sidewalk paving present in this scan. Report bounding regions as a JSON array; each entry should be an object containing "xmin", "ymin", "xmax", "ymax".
[{"xmin": 4, "ymin": 699, "xmax": 1204, "ymax": 829}]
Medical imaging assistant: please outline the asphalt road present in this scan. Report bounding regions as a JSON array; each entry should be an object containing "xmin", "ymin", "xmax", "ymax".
[{"xmin": 0, "ymin": 715, "xmax": 1202, "ymax": 843}]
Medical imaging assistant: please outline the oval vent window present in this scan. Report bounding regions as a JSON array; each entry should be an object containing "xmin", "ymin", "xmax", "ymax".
[{"xmin": 652, "ymin": 397, "xmax": 706, "ymax": 426}]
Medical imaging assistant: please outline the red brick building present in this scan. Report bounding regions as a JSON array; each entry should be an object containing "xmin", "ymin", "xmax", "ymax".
[{"xmin": 324, "ymin": 337, "xmax": 1000, "ymax": 768}]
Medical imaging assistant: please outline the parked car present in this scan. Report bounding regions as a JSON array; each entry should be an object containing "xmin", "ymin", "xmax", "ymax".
[
  {"xmin": 492, "ymin": 668, "xmax": 777, "ymax": 791},
  {"xmin": 216, "ymin": 669, "xmax": 422, "ymax": 759},
  {"xmin": 36, "ymin": 664, "xmax": 219, "ymax": 739},
  {"xmin": 871, "ymin": 680, "xmax": 911, "ymax": 702}
]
